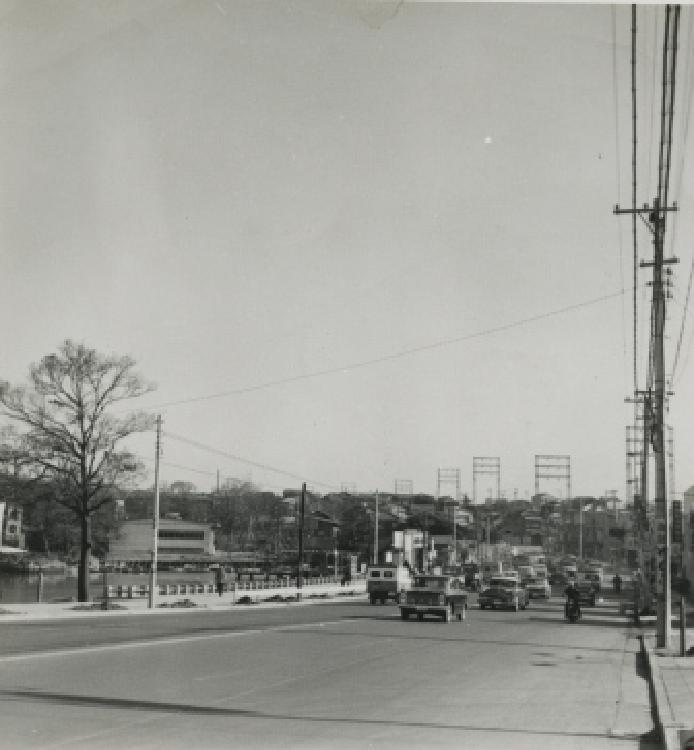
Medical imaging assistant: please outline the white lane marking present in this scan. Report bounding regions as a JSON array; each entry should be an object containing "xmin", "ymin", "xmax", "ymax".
[{"xmin": 0, "ymin": 619, "xmax": 360, "ymax": 664}]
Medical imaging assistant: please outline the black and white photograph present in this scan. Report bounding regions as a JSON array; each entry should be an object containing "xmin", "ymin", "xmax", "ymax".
[{"xmin": 1, "ymin": 2, "xmax": 694, "ymax": 748}]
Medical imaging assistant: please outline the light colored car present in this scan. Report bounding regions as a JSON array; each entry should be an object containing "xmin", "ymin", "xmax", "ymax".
[
  {"xmin": 523, "ymin": 576, "xmax": 551, "ymax": 599},
  {"xmin": 478, "ymin": 576, "xmax": 530, "ymax": 611}
]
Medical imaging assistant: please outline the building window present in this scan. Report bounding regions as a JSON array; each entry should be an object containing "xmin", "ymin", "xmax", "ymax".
[
  {"xmin": 158, "ymin": 531, "xmax": 205, "ymax": 541},
  {"xmin": 157, "ymin": 547, "xmax": 205, "ymax": 555}
]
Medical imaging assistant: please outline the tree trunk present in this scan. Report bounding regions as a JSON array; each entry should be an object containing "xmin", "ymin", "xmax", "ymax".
[{"xmin": 78, "ymin": 513, "xmax": 91, "ymax": 602}]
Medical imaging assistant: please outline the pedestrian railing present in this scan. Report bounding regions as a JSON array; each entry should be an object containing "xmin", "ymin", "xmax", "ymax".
[{"xmin": 99, "ymin": 576, "xmax": 362, "ymax": 602}]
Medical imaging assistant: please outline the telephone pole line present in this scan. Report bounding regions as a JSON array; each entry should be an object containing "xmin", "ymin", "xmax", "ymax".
[
  {"xmin": 149, "ymin": 414, "xmax": 162, "ymax": 609},
  {"xmin": 614, "ymin": 3, "xmax": 680, "ymax": 648}
]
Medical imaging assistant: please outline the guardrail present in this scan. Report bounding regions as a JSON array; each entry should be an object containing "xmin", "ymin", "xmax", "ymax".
[{"xmin": 99, "ymin": 577, "xmax": 364, "ymax": 602}]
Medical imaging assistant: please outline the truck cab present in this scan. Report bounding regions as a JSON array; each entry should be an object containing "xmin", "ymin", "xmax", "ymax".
[{"xmin": 366, "ymin": 564, "xmax": 413, "ymax": 604}]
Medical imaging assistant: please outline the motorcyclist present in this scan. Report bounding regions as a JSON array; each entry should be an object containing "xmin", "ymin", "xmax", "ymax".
[{"xmin": 564, "ymin": 579, "xmax": 581, "ymax": 619}]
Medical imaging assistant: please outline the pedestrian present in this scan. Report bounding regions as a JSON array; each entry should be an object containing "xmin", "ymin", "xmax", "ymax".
[
  {"xmin": 614, "ymin": 573, "xmax": 622, "ymax": 594},
  {"xmin": 215, "ymin": 566, "xmax": 224, "ymax": 597},
  {"xmin": 632, "ymin": 569, "xmax": 642, "ymax": 625}
]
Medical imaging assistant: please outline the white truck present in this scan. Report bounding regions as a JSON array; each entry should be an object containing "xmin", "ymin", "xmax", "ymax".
[{"xmin": 366, "ymin": 564, "xmax": 413, "ymax": 604}]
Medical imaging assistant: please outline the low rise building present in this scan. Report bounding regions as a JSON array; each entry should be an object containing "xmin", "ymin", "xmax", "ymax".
[{"xmin": 107, "ymin": 517, "xmax": 217, "ymax": 568}]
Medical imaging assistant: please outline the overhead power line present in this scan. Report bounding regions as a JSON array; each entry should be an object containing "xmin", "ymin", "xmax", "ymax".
[
  {"xmin": 163, "ymin": 430, "xmax": 339, "ymax": 491},
  {"xmin": 145, "ymin": 289, "xmax": 633, "ymax": 411},
  {"xmin": 631, "ymin": 4, "xmax": 639, "ymax": 394}
]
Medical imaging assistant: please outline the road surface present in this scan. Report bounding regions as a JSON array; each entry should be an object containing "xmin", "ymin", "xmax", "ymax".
[{"xmin": 0, "ymin": 595, "xmax": 661, "ymax": 749}]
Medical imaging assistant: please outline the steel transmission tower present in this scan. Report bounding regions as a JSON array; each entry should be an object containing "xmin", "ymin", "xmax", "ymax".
[
  {"xmin": 534, "ymin": 455, "xmax": 571, "ymax": 501},
  {"xmin": 472, "ymin": 457, "xmax": 501, "ymax": 505}
]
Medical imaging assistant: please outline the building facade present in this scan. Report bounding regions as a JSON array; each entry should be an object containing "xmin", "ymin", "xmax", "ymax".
[{"xmin": 107, "ymin": 518, "xmax": 216, "ymax": 567}]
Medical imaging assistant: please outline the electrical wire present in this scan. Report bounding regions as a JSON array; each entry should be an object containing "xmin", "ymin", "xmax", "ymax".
[
  {"xmin": 142, "ymin": 289, "xmax": 633, "ymax": 412},
  {"xmin": 648, "ymin": 6, "xmax": 660, "ymax": 196},
  {"xmin": 630, "ymin": 3, "xmax": 639, "ymax": 395},
  {"xmin": 669, "ymin": 8, "xmax": 694, "ymax": 384},
  {"xmin": 163, "ymin": 430, "xmax": 339, "ymax": 491},
  {"xmin": 613, "ymin": 4, "xmax": 629, "ymax": 395}
]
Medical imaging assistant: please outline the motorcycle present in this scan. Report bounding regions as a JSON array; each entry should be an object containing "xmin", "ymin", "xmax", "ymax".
[{"xmin": 565, "ymin": 598, "xmax": 581, "ymax": 623}]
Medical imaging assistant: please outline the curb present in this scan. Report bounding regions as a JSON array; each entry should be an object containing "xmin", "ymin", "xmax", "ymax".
[
  {"xmin": 0, "ymin": 589, "xmax": 368, "ymax": 624},
  {"xmin": 640, "ymin": 634, "xmax": 691, "ymax": 750}
]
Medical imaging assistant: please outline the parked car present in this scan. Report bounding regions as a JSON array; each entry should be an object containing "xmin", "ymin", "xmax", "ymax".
[
  {"xmin": 478, "ymin": 576, "xmax": 530, "ymax": 611},
  {"xmin": 399, "ymin": 574, "xmax": 468, "ymax": 622},
  {"xmin": 523, "ymin": 576, "xmax": 551, "ymax": 599}
]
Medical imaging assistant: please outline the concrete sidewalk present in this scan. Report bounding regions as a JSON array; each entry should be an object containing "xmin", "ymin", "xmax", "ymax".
[
  {"xmin": 0, "ymin": 580, "xmax": 367, "ymax": 623},
  {"xmin": 642, "ymin": 626, "xmax": 694, "ymax": 750}
]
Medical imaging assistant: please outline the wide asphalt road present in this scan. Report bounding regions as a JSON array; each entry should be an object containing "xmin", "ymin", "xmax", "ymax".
[{"xmin": 0, "ymin": 595, "xmax": 661, "ymax": 749}]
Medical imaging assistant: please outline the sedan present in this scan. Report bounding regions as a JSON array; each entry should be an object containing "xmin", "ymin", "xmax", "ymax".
[
  {"xmin": 478, "ymin": 576, "xmax": 530, "ymax": 611},
  {"xmin": 523, "ymin": 576, "xmax": 551, "ymax": 599}
]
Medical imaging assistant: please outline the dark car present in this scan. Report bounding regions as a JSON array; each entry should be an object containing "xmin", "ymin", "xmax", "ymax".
[
  {"xmin": 399, "ymin": 575, "xmax": 468, "ymax": 622},
  {"xmin": 478, "ymin": 576, "xmax": 530, "ymax": 611}
]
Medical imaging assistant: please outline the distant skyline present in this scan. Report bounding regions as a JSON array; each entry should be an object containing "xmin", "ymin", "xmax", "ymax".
[{"xmin": 2, "ymin": 2, "xmax": 694, "ymax": 501}]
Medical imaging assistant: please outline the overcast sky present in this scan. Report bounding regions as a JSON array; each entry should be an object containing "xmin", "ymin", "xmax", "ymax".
[{"xmin": 2, "ymin": 1, "xmax": 693, "ymax": 501}]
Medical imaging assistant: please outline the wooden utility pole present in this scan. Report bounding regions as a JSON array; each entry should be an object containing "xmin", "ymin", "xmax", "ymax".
[
  {"xmin": 373, "ymin": 490, "xmax": 379, "ymax": 565},
  {"xmin": 297, "ymin": 482, "xmax": 305, "ymax": 598},
  {"xmin": 149, "ymin": 414, "xmax": 161, "ymax": 609},
  {"xmin": 451, "ymin": 500, "xmax": 457, "ymax": 565},
  {"xmin": 614, "ymin": 191, "xmax": 678, "ymax": 648},
  {"xmin": 651, "ymin": 197, "xmax": 671, "ymax": 648}
]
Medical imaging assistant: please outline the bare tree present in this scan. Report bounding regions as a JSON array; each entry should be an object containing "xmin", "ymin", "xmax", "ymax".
[{"xmin": 0, "ymin": 340, "xmax": 155, "ymax": 601}]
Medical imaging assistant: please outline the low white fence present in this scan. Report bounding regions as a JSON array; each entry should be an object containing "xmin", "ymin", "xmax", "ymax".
[{"xmin": 99, "ymin": 577, "xmax": 366, "ymax": 604}]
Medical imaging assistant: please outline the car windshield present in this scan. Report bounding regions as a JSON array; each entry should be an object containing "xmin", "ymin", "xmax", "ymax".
[{"xmin": 490, "ymin": 578, "xmax": 514, "ymax": 587}]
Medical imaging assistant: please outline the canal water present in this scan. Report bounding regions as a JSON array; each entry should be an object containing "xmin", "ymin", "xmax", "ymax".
[{"xmin": 0, "ymin": 570, "xmax": 219, "ymax": 603}]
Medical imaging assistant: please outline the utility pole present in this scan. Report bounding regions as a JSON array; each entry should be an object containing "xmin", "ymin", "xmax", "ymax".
[
  {"xmin": 651, "ymin": 196, "xmax": 672, "ymax": 649},
  {"xmin": 149, "ymin": 414, "xmax": 162, "ymax": 609},
  {"xmin": 451, "ymin": 500, "xmax": 457, "ymax": 566},
  {"xmin": 297, "ymin": 482, "xmax": 305, "ymax": 599},
  {"xmin": 640, "ymin": 392, "xmax": 651, "ymax": 602},
  {"xmin": 373, "ymin": 490, "xmax": 379, "ymax": 565}
]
